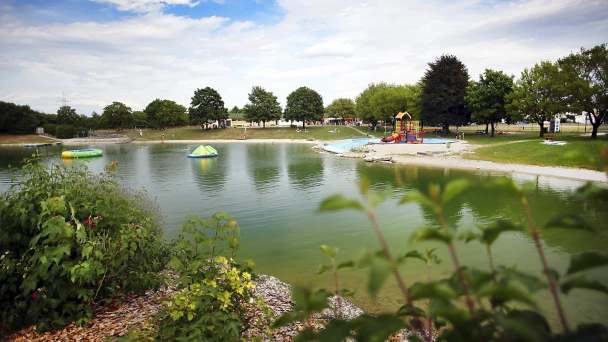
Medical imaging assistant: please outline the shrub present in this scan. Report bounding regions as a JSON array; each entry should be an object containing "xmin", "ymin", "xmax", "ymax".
[
  {"xmin": 156, "ymin": 213, "xmax": 269, "ymax": 341},
  {"xmin": 74, "ymin": 127, "xmax": 88, "ymax": 138},
  {"xmin": 0, "ymin": 154, "xmax": 170, "ymax": 332},
  {"xmin": 42, "ymin": 123, "xmax": 57, "ymax": 136},
  {"xmin": 276, "ymin": 178, "xmax": 608, "ymax": 342},
  {"xmin": 55, "ymin": 124, "xmax": 75, "ymax": 139}
]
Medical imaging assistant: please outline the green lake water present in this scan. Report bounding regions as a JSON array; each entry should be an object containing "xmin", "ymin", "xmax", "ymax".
[{"xmin": 1, "ymin": 142, "xmax": 607, "ymax": 330}]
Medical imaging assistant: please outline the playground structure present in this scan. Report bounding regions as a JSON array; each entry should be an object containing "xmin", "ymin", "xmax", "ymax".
[{"xmin": 380, "ymin": 112, "xmax": 424, "ymax": 143}]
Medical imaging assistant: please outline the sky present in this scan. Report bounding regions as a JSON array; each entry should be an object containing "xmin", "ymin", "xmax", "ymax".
[{"xmin": 0, "ymin": 0, "xmax": 606, "ymax": 115}]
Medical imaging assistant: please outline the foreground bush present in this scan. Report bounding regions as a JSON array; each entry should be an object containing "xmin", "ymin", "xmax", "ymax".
[
  {"xmin": 0, "ymin": 155, "xmax": 170, "ymax": 332},
  {"xmin": 156, "ymin": 213, "xmax": 270, "ymax": 341}
]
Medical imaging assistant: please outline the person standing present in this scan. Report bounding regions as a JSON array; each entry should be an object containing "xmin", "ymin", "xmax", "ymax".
[
  {"xmin": 455, "ymin": 127, "xmax": 459, "ymax": 140},
  {"xmin": 139, "ymin": 129, "xmax": 142, "ymax": 138}
]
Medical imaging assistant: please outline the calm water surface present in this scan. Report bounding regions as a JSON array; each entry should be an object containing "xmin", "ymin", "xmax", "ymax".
[{"xmin": 1, "ymin": 142, "xmax": 607, "ymax": 328}]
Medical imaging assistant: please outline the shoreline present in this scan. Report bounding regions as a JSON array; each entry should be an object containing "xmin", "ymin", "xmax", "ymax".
[{"xmin": 3, "ymin": 137, "xmax": 606, "ymax": 183}]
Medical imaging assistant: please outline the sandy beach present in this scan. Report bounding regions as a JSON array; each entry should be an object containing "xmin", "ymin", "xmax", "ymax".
[{"xmin": 47, "ymin": 137, "xmax": 608, "ymax": 183}]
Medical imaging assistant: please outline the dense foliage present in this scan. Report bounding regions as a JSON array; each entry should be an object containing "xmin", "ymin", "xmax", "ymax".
[
  {"xmin": 558, "ymin": 43, "xmax": 608, "ymax": 139},
  {"xmin": 325, "ymin": 98, "xmax": 356, "ymax": 124},
  {"xmin": 102, "ymin": 101, "xmax": 133, "ymax": 130},
  {"xmin": 144, "ymin": 99, "xmax": 188, "ymax": 130},
  {"xmin": 0, "ymin": 101, "xmax": 43, "ymax": 134},
  {"xmin": 0, "ymin": 155, "xmax": 169, "ymax": 332},
  {"xmin": 507, "ymin": 61, "xmax": 562, "ymax": 137},
  {"xmin": 465, "ymin": 69, "xmax": 515, "ymax": 137},
  {"xmin": 189, "ymin": 87, "xmax": 229, "ymax": 129},
  {"xmin": 243, "ymin": 86, "xmax": 282, "ymax": 128},
  {"xmin": 284, "ymin": 86, "xmax": 324, "ymax": 128},
  {"xmin": 276, "ymin": 178, "xmax": 608, "ymax": 341},
  {"xmin": 355, "ymin": 82, "xmax": 389, "ymax": 126},
  {"xmin": 421, "ymin": 55, "xmax": 470, "ymax": 132},
  {"xmin": 156, "ymin": 213, "xmax": 269, "ymax": 341}
]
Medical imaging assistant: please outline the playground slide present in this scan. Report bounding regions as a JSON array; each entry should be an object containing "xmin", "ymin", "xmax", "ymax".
[{"xmin": 381, "ymin": 132, "xmax": 400, "ymax": 143}]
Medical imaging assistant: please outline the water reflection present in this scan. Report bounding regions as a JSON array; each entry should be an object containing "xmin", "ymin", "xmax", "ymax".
[
  {"xmin": 287, "ymin": 152, "xmax": 324, "ymax": 191},
  {"xmin": 245, "ymin": 144, "xmax": 281, "ymax": 193},
  {"xmin": 189, "ymin": 152, "xmax": 227, "ymax": 194}
]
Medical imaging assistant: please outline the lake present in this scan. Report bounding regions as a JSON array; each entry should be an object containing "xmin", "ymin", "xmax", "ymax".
[{"xmin": 1, "ymin": 142, "xmax": 607, "ymax": 329}]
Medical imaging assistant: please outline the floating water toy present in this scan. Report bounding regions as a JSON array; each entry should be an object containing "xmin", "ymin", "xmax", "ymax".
[
  {"xmin": 187, "ymin": 145, "xmax": 218, "ymax": 158},
  {"xmin": 61, "ymin": 149, "xmax": 103, "ymax": 158}
]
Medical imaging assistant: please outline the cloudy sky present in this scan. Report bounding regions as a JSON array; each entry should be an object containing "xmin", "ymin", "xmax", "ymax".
[{"xmin": 0, "ymin": 0, "xmax": 606, "ymax": 115}]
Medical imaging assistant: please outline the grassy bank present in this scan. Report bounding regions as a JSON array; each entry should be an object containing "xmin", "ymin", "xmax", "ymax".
[
  {"xmin": 117, "ymin": 125, "xmax": 371, "ymax": 142},
  {"xmin": 0, "ymin": 134, "xmax": 59, "ymax": 145}
]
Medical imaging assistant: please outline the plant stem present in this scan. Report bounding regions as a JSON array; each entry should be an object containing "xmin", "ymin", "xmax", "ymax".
[
  {"xmin": 331, "ymin": 257, "xmax": 342, "ymax": 319},
  {"xmin": 521, "ymin": 196, "xmax": 570, "ymax": 334},
  {"xmin": 426, "ymin": 262, "xmax": 433, "ymax": 338},
  {"xmin": 436, "ymin": 208, "xmax": 485, "ymax": 341},
  {"xmin": 367, "ymin": 210, "xmax": 431, "ymax": 342},
  {"xmin": 486, "ymin": 245, "xmax": 497, "ymax": 284}
]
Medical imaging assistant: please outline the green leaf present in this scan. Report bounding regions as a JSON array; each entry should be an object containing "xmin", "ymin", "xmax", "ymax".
[
  {"xmin": 187, "ymin": 312, "xmax": 194, "ymax": 321},
  {"xmin": 409, "ymin": 282, "xmax": 459, "ymax": 301},
  {"xmin": 494, "ymin": 310, "xmax": 551, "ymax": 342},
  {"xmin": 272, "ymin": 313, "xmax": 296, "ymax": 328},
  {"xmin": 561, "ymin": 274, "xmax": 608, "ymax": 295},
  {"xmin": 403, "ymin": 250, "xmax": 426, "ymax": 263},
  {"xmin": 396, "ymin": 304, "xmax": 426, "ymax": 317},
  {"xmin": 359, "ymin": 178, "xmax": 371, "ymax": 197},
  {"xmin": 488, "ymin": 177, "xmax": 523, "ymax": 197},
  {"xmin": 318, "ymin": 194, "xmax": 364, "ymax": 213},
  {"xmin": 477, "ymin": 280, "xmax": 538, "ymax": 308},
  {"xmin": 399, "ymin": 191, "xmax": 434, "ymax": 209},
  {"xmin": 320, "ymin": 245, "xmax": 338, "ymax": 258},
  {"xmin": 368, "ymin": 190, "xmax": 391, "ymax": 210},
  {"xmin": 350, "ymin": 314, "xmax": 408, "ymax": 342},
  {"xmin": 458, "ymin": 230, "xmax": 481, "ymax": 244},
  {"xmin": 478, "ymin": 219, "xmax": 523, "ymax": 246},
  {"xmin": 315, "ymin": 319, "xmax": 352, "ymax": 342},
  {"xmin": 440, "ymin": 179, "xmax": 471, "ymax": 206},
  {"xmin": 317, "ymin": 264, "xmax": 331, "ymax": 275},
  {"xmin": 566, "ymin": 251, "xmax": 608, "ymax": 275},
  {"xmin": 575, "ymin": 182, "xmax": 608, "ymax": 201},
  {"xmin": 339, "ymin": 288, "xmax": 356, "ymax": 298},
  {"xmin": 337, "ymin": 260, "xmax": 354, "ymax": 270},
  {"xmin": 368, "ymin": 256, "xmax": 392, "ymax": 297},
  {"xmin": 410, "ymin": 227, "xmax": 451, "ymax": 245},
  {"xmin": 544, "ymin": 214, "xmax": 596, "ymax": 232}
]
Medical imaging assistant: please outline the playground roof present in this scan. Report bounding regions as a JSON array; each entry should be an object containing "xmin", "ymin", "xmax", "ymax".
[{"xmin": 395, "ymin": 111, "xmax": 410, "ymax": 119}]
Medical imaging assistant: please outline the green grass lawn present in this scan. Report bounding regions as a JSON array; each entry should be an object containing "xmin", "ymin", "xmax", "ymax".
[
  {"xmin": 118, "ymin": 125, "xmax": 369, "ymax": 141},
  {"xmin": 463, "ymin": 133, "xmax": 608, "ymax": 171}
]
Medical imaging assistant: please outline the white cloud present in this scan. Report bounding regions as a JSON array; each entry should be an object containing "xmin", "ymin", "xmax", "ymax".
[
  {"xmin": 0, "ymin": 0, "xmax": 606, "ymax": 115},
  {"xmin": 91, "ymin": 0, "xmax": 200, "ymax": 13}
]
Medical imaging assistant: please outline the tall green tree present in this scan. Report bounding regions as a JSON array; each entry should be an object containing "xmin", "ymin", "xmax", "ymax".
[
  {"xmin": 89, "ymin": 111, "xmax": 103, "ymax": 130},
  {"xmin": 189, "ymin": 87, "xmax": 227, "ymax": 129},
  {"xmin": 102, "ymin": 101, "xmax": 132, "ymax": 130},
  {"xmin": 403, "ymin": 82, "xmax": 423, "ymax": 120},
  {"xmin": 131, "ymin": 110, "xmax": 149, "ymax": 128},
  {"xmin": 0, "ymin": 101, "xmax": 39, "ymax": 134},
  {"xmin": 465, "ymin": 69, "xmax": 515, "ymax": 137},
  {"xmin": 56, "ymin": 105, "xmax": 81, "ymax": 126},
  {"xmin": 507, "ymin": 61, "xmax": 563, "ymax": 137},
  {"xmin": 243, "ymin": 86, "xmax": 282, "ymax": 128},
  {"xmin": 558, "ymin": 44, "xmax": 608, "ymax": 139},
  {"xmin": 325, "ymin": 98, "xmax": 356, "ymax": 124},
  {"xmin": 144, "ymin": 99, "xmax": 187, "ymax": 129},
  {"xmin": 355, "ymin": 82, "xmax": 389, "ymax": 126},
  {"xmin": 421, "ymin": 55, "xmax": 470, "ymax": 132},
  {"xmin": 229, "ymin": 106, "xmax": 240, "ymax": 114},
  {"xmin": 370, "ymin": 86, "xmax": 408, "ymax": 127},
  {"xmin": 284, "ymin": 86, "xmax": 324, "ymax": 129}
]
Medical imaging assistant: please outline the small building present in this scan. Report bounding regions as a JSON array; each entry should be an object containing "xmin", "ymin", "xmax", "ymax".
[{"xmin": 36, "ymin": 127, "xmax": 44, "ymax": 134}]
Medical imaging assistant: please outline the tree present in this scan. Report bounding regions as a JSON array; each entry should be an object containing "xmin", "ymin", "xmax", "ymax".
[
  {"xmin": 355, "ymin": 82, "xmax": 389, "ymax": 126},
  {"xmin": 189, "ymin": 87, "xmax": 227, "ymax": 129},
  {"xmin": 89, "ymin": 111, "xmax": 103, "ymax": 130},
  {"xmin": 243, "ymin": 86, "xmax": 282, "ymax": 128},
  {"xmin": 0, "ymin": 101, "xmax": 39, "ymax": 134},
  {"xmin": 421, "ymin": 55, "xmax": 470, "ymax": 132},
  {"xmin": 229, "ymin": 106, "xmax": 240, "ymax": 114},
  {"xmin": 284, "ymin": 87, "xmax": 324, "ymax": 129},
  {"xmin": 325, "ymin": 98, "xmax": 356, "ymax": 124},
  {"xmin": 144, "ymin": 99, "xmax": 187, "ymax": 130},
  {"xmin": 465, "ymin": 69, "xmax": 514, "ymax": 137},
  {"xmin": 56, "ymin": 105, "xmax": 81, "ymax": 126},
  {"xmin": 558, "ymin": 44, "xmax": 608, "ymax": 139},
  {"xmin": 370, "ymin": 86, "xmax": 408, "ymax": 128},
  {"xmin": 507, "ymin": 61, "xmax": 563, "ymax": 137},
  {"xmin": 403, "ymin": 82, "xmax": 423, "ymax": 120},
  {"xmin": 102, "ymin": 101, "xmax": 132, "ymax": 130}
]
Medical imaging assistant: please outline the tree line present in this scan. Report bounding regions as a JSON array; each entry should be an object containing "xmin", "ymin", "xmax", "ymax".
[{"xmin": 1, "ymin": 43, "xmax": 605, "ymax": 138}]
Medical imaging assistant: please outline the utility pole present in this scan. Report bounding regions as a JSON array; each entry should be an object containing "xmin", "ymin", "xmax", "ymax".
[{"xmin": 56, "ymin": 92, "xmax": 69, "ymax": 108}]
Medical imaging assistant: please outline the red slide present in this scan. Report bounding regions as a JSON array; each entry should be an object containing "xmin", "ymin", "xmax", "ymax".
[{"xmin": 381, "ymin": 132, "xmax": 400, "ymax": 143}]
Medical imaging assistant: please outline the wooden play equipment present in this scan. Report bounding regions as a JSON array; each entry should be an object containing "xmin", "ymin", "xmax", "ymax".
[{"xmin": 381, "ymin": 111, "xmax": 424, "ymax": 143}]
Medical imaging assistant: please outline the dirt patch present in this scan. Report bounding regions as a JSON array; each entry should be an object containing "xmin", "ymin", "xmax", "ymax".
[{"xmin": 0, "ymin": 135, "xmax": 59, "ymax": 145}]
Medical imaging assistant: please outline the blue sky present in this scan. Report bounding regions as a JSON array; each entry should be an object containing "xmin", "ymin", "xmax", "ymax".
[{"xmin": 0, "ymin": 0, "xmax": 606, "ymax": 115}]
